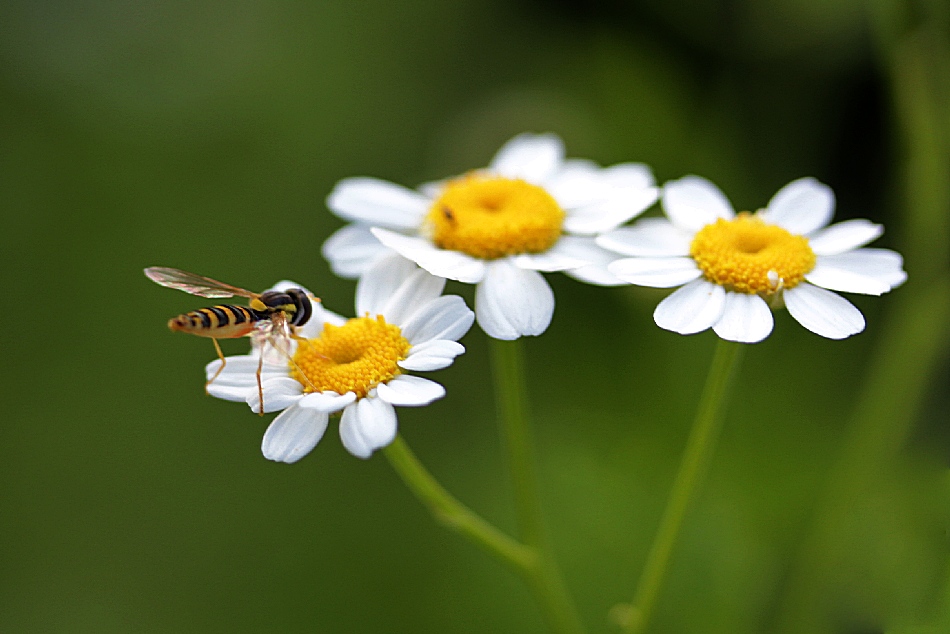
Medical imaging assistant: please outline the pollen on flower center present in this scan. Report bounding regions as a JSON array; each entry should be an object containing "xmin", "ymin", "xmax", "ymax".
[
  {"xmin": 427, "ymin": 175, "xmax": 565, "ymax": 259},
  {"xmin": 689, "ymin": 213, "xmax": 816, "ymax": 295},
  {"xmin": 289, "ymin": 315, "xmax": 411, "ymax": 398}
]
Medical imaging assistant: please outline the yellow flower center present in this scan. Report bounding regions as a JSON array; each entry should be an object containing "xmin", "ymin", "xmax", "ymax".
[
  {"xmin": 289, "ymin": 315, "xmax": 411, "ymax": 398},
  {"xmin": 426, "ymin": 175, "xmax": 565, "ymax": 259},
  {"xmin": 689, "ymin": 213, "xmax": 816, "ymax": 295}
]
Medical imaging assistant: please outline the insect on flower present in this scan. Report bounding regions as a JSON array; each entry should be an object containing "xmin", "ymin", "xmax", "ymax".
[{"xmin": 144, "ymin": 266, "xmax": 318, "ymax": 413}]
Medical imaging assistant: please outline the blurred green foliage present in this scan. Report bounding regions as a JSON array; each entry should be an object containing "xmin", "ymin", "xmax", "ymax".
[{"xmin": 1, "ymin": 0, "xmax": 947, "ymax": 632}]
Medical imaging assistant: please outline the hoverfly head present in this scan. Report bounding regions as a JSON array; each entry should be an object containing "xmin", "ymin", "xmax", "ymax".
[{"xmin": 285, "ymin": 288, "xmax": 313, "ymax": 327}]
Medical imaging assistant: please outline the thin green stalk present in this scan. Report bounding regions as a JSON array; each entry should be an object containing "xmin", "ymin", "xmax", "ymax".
[
  {"xmin": 383, "ymin": 435, "xmax": 534, "ymax": 573},
  {"xmin": 490, "ymin": 338, "xmax": 588, "ymax": 634},
  {"xmin": 490, "ymin": 338, "xmax": 544, "ymax": 545},
  {"xmin": 622, "ymin": 338, "xmax": 745, "ymax": 634}
]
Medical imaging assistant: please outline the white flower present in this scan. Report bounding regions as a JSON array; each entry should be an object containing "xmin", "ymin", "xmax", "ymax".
[
  {"xmin": 599, "ymin": 176, "xmax": 907, "ymax": 343},
  {"xmin": 322, "ymin": 133, "xmax": 659, "ymax": 339},
  {"xmin": 205, "ymin": 255, "xmax": 475, "ymax": 462}
]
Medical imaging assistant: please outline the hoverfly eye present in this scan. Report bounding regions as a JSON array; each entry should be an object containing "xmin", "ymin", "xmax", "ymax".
[{"xmin": 287, "ymin": 288, "xmax": 312, "ymax": 327}]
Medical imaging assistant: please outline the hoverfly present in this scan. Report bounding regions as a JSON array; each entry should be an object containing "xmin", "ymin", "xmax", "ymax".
[{"xmin": 144, "ymin": 266, "xmax": 317, "ymax": 414}]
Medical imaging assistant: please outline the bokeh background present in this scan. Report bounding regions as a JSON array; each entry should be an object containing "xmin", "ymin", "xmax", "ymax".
[{"xmin": 2, "ymin": 1, "xmax": 948, "ymax": 633}]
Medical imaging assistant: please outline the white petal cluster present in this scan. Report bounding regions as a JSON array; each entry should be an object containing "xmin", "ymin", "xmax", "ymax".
[
  {"xmin": 598, "ymin": 176, "xmax": 907, "ymax": 342},
  {"xmin": 322, "ymin": 133, "xmax": 659, "ymax": 339},
  {"xmin": 205, "ymin": 255, "xmax": 474, "ymax": 462}
]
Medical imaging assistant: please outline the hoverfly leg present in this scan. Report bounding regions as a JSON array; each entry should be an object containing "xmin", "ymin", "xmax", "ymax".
[
  {"xmin": 286, "ymin": 354, "xmax": 319, "ymax": 393},
  {"xmin": 206, "ymin": 338, "xmax": 227, "ymax": 393},
  {"xmin": 249, "ymin": 321, "xmax": 273, "ymax": 416},
  {"xmin": 256, "ymin": 352, "xmax": 265, "ymax": 417},
  {"xmin": 272, "ymin": 327, "xmax": 318, "ymax": 393}
]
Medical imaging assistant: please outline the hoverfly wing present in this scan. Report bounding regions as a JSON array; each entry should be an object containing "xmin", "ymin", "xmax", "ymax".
[{"xmin": 144, "ymin": 266, "xmax": 259, "ymax": 300}]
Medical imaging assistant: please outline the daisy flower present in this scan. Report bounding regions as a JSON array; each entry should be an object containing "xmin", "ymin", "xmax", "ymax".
[
  {"xmin": 205, "ymin": 255, "xmax": 475, "ymax": 462},
  {"xmin": 598, "ymin": 176, "xmax": 907, "ymax": 343},
  {"xmin": 322, "ymin": 133, "xmax": 659, "ymax": 340}
]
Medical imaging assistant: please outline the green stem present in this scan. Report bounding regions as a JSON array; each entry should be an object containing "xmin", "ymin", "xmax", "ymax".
[
  {"xmin": 490, "ymin": 338, "xmax": 588, "ymax": 634},
  {"xmin": 623, "ymin": 338, "xmax": 745, "ymax": 634},
  {"xmin": 383, "ymin": 435, "xmax": 535, "ymax": 573}
]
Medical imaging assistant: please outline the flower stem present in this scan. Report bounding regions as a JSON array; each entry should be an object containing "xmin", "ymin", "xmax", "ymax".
[
  {"xmin": 383, "ymin": 435, "xmax": 535, "ymax": 573},
  {"xmin": 622, "ymin": 338, "xmax": 745, "ymax": 634},
  {"xmin": 490, "ymin": 338, "xmax": 588, "ymax": 634}
]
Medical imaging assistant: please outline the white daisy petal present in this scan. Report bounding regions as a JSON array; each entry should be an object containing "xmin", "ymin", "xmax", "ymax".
[
  {"xmin": 205, "ymin": 356, "xmax": 252, "ymax": 383},
  {"xmin": 261, "ymin": 405, "xmax": 329, "ymax": 464},
  {"xmin": 297, "ymin": 391, "xmax": 357, "ymax": 413},
  {"xmin": 245, "ymin": 377, "xmax": 304, "ymax": 414},
  {"xmin": 712, "ymin": 293, "xmax": 774, "ymax": 343},
  {"xmin": 205, "ymin": 361, "xmax": 256, "ymax": 389},
  {"xmin": 561, "ymin": 202, "xmax": 625, "ymax": 236},
  {"xmin": 608, "ymin": 257, "xmax": 702, "ymax": 288},
  {"xmin": 553, "ymin": 235, "xmax": 627, "ymax": 286},
  {"xmin": 805, "ymin": 268, "xmax": 889, "ymax": 296},
  {"xmin": 371, "ymin": 227, "xmax": 486, "ymax": 284},
  {"xmin": 563, "ymin": 264, "xmax": 626, "ymax": 286},
  {"xmin": 399, "ymin": 295, "xmax": 474, "ymax": 345},
  {"xmin": 512, "ymin": 250, "xmax": 588, "ymax": 272},
  {"xmin": 339, "ymin": 397, "xmax": 398, "ymax": 459},
  {"xmin": 376, "ymin": 375, "xmax": 446, "ymax": 406},
  {"xmin": 806, "ymin": 249, "xmax": 906, "ymax": 295},
  {"xmin": 476, "ymin": 260, "xmax": 554, "ymax": 339},
  {"xmin": 784, "ymin": 283, "xmax": 865, "ymax": 339},
  {"xmin": 545, "ymin": 159, "xmax": 602, "ymax": 207},
  {"xmin": 268, "ymin": 280, "xmax": 313, "ymax": 296},
  {"xmin": 363, "ymin": 267, "xmax": 446, "ymax": 326},
  {"xmin": 206, "ymin": 383, "xmax": 255, "ymax": 402},
  {"xmin": 549, "ymin": 161, "xmax": 656, "ymax": 212},
  {"xmin": 205, "ymin": 356, "xmax": 287, "ymax": 386},
  {"xmin": 597, "ymin": 218, "xmax": 692, "ymax": 257},
  {"xmin": 355, "ymin": 253, "xmax": 421, "ymax": 317},
  {"xmin": 653, "ymin": 279, "xmax": 726, "ymax": 335},
  {"xmin": 418, "ymin": 179, "xmax": 447, "ymax": 198},
  {"xmin": 320, "ymin": 306, "xmax": 348, "ymax": 327},
  {"xmin": 326, "ymin": 177, "xmax": 430, "ymax": 229},
  {"xmin": 399, "ymin": 340, "xmax": 465, "ymax": 371},
  {"xmin": 819, "ymin": 249, "xmax": 906, "ymax": 287},
  {"xmin": 489, "ymin": 133, "xmax": 564, "ymax": 184},
  {"xmin": 386, "ymin": 268, "xmax": 448, "ymax": 325},
  {"xmin": 760, "ymin": 177, "xmax": 834, "ymax": 235},
  {"xmin": 807, "ymin": 219, "xmax": 883, "ymax": 255},
  {"xmin": 602, "ymin": 162, "xmax": 657, "ymax": 189},
  {"xmin": 321, "ymin": 224, "xmax": 389, "ymax": 279},
  {"xmin": 296, "ymin": 303, "xmax": 346, "ymax": 340},
  {"xmin": 662, "ymin": 176, "xmax": 735, "ymax": 231},
  {"xmin": 563, "ymin": 189, "xmax": 659, "ymax": 235},
  {"xmin": 298, "ymin": 299, "xmax": 330, "ymax": 338}
]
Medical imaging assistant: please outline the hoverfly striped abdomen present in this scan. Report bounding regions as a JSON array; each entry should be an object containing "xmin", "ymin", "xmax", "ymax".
[{"xmin": 168, "ymin": 304, "xmax": 259, "ymax": 339}]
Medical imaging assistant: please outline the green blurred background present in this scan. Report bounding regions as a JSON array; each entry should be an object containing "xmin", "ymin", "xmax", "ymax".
[{"xmin": 2, "ymin": 1, "xmax": 948, "ymax": 632}]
